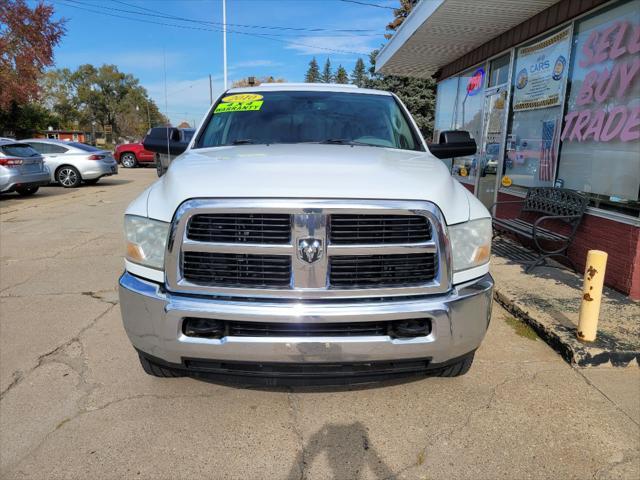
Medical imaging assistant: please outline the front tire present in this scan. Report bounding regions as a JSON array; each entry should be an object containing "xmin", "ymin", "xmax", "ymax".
[
  {"xmin": 138, "ymin": 353, "xmax": 184, "ymax": 378},
  {"xmin": 156, "ymin": 158, "xmax": 165, "ymax": 177},
  {"xmin": 16, "ymin": 185, "xmax": 39, "ymax": 196},
  {"xmin": 56, "ymin": 166, "xmax": 82, "ymax": 188},
  {"xmin": 121, "ymin": 153, "xmax": 137, "ymax": 168},
  {"xmin": 434, "ymin": 353, "xmax": 475, "ymax": 377}
]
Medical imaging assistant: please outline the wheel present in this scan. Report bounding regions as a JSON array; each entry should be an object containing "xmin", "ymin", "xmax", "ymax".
[
  {"xmin": 56, "ymin": 166, "xmax": 82, "ymax": 188},
  {"xmin": 84, "ymin": 178, "xmax": 100, "ymax": 185},
  {"xmin": 16, "ymin": 185, "xmax": 39, "ymax": 196},
  {"xmin": 138, "ymin": 353, "xmax": 184, "ymax": 378},
  {"xmin": 434, "ymin": 353, "xmax": 475, "ymax": 377},
  {"xmin": 121, "ymin": 152, "xmax": 138, "ymax": 168},
  {"xmin": 156, "ymin": 158, "xmax": 165, "ymax": 177}
]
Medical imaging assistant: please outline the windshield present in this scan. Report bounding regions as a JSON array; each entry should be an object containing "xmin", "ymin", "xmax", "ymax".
[{"xmin": 196, "ymin": 91, "xmax": 422, "ymax": 151}]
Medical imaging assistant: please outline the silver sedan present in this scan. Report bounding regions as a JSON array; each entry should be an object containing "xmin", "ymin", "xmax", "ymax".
[{"xmin": 21, "ymin": 139, "xmax": 118, "ymax": 188}]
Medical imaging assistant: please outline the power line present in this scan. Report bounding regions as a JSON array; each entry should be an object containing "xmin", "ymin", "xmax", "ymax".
[
  {"xmin": 338, "ymin": 0, "xmax": 396, "ymax": 9},
  {"xmin": 56, "ymin": 0, "xmax": 373, "ymax": 54},
  {"xmin": 107, "ymin": 0, "xmax": 382, "ymax": 33}
]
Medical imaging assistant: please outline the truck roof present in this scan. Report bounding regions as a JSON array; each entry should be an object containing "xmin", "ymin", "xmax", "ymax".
[{"xmin": 226, "ymin": 83, "xmax": 392, "ymax": 96}]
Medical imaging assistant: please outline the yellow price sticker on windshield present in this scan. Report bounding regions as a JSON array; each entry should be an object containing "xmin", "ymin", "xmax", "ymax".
[
  {"xmin": 215, "ymin": 100, "xmax": 263, "ymax": 113},
  {"xmin": 221, "ymin": 93, "xmax": 263, "ymax": 103}
]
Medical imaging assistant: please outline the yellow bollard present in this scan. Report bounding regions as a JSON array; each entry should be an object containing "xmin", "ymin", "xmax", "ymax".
[{"xmin": 577, "ymin": 250, "xmax": 608, "ymax": 342}]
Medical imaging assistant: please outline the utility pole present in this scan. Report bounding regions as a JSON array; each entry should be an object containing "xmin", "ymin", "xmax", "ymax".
[
  {"xmin": 209, "ymin": 74, "xmax": 213, "ymax": 104},
  {"xmin": 223, "ymin": 0, "xmax": 227, "ymax": 90}
]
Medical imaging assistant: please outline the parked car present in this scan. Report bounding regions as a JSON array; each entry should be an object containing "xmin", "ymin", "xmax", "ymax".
[
  {"xmin": 0, "ymin": 139, "xmax": 50, "ymax": 196},
  {"xmin": 142, "ymin": 127, "xmax": 195, "ymax": 177},
  {"xmin": 21, "ymin": 139, "xmax": 118, "ymax": 188},
  {"xmin": 120, "ymin": 84, "xmax": 493, "ymax": 385},
  {"xmin": 114, "ymin": 142, "xmax": 155, "ymax": 168}
]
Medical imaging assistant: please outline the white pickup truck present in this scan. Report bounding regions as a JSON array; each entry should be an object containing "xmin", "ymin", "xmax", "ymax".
[{"xmin": 120, "ymin": 83, "xmax": 493, "ymax": 385}]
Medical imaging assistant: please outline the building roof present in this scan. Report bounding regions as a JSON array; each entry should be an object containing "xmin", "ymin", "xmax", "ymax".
[{"xmin": 375, "ymin": 0, "xmax": 560, "ymax": 79}]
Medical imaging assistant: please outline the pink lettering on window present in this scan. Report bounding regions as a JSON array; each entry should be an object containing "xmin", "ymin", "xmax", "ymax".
[
  {"xmin": 620, "ymin": 106, "xmax": 640, "ymax": 142},
  {"xmin": 629, "ymin": 25, "xmax": 640, "ymax": 55},
  {"xmin": 617, "ymin": 57, "xmax": 640, "ymax": 99},
  {"xmin": 576, "ymin": 71, "xmax": 598, "ymax": 106},
  {"xmin": 610, "ymin": 22, "xmax": 629, "ymax": 59},
  {"xmin": 600, "ymin": 106, "xmax": 627, "ymax": 142},
  {"xmin": 583, "ymin": 110, "xmax": 606, "ymax": 142}
]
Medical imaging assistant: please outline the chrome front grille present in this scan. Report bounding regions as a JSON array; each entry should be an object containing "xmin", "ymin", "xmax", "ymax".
[
  {"xmin": 182, "ymin": 252, "xmax": 291, "ymax": 288},
  {"xmin": 187, "ymin": 214, "xmax": 291, "ymax": 244},
  {"xmin": 166, "ymin": 199, "xmax": 451, "ymax": 299},
  {"xmin": 329, "ymin": 214, "xmax": 431, "ymax": 244},
  {"xmin": 329, "ymin": 253, "xmax": 437, "ymax": 288}
]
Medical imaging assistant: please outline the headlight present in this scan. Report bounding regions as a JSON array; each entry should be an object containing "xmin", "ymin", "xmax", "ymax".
[
  {"xmin": 124, "ymin": 215, "xmax": 169, "ymax": 270},
  {"xmin": 449, "ymin": 218, "xmax": 492, "ymax": 273}
]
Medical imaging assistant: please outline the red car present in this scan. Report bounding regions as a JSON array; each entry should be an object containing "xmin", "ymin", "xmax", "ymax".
[{"xmin": 114, "ymin": 142, "xmax": 155, "ymax": 168}]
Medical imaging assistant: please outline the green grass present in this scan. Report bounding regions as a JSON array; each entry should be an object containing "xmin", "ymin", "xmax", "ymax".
[{"xmin": 504, "ymin": 316, "xmax": 538, "ymax": 341}]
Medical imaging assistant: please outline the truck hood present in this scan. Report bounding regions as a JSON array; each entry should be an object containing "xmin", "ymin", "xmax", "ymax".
[{"xmin": 145, "ymin": 144, "xmax": 472, "ymax": 225}]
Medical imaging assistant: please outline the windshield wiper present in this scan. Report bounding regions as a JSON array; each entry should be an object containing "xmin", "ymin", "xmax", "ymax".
[
  {"xmin": 319, "ymin": 138, "xmax": 372, "ymax": 146},
  {"xmin": 231, "ymin": 139, "xmax": 254, "ymax": 145}
]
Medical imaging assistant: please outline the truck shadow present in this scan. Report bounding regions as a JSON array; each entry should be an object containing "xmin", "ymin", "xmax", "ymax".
[{"xmin": 285, "ymin": 421, "xmax": 394, "ymax": 480}]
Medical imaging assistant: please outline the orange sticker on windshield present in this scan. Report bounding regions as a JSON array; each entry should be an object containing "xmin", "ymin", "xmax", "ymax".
[{"xmin": 221, "ymin": 94, "xmax": 263, "ymax": 103}]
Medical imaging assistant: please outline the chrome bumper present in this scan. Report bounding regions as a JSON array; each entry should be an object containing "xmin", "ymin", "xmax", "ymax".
[{"xmin": 119, "ymin": 272, "xmax": 493, "ymax": 367}]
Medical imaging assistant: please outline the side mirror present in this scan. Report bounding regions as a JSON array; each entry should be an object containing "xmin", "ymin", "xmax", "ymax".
[
  {"xmin": 142, "ymin": 128, "xmax": 188, "ymax": 156},
  {"xmin": 428, "ymin": 130, "xmax": 477, "ymax": 159}
]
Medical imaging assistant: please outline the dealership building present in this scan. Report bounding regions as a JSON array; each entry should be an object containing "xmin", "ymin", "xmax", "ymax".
[{"xmin": 377, "ymin": 0, "xmax": 640, "ymax": 299}]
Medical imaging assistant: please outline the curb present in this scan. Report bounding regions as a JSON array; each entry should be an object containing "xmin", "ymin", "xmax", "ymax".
[{"xmin": 493, "ymin": 288, "xmax": 639, "ymax": 368}]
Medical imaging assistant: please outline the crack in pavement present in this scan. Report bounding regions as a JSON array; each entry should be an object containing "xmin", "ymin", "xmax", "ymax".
[
  {"xmin": 573, "ymin": 367, "xmax": 640, "ymax": 428},
  {"xmin": 286, "ymin": 389, "xmax": 306, "ymax": 480},
  {"xmin": 0, "ymin": 302, "xmax": 117, "ymax": 400}
]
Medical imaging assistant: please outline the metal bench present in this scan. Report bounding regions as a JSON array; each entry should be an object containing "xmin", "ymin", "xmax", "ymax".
[{"xmin": 492, "ymin": 187, "xmax": 588, "ymax": 272}]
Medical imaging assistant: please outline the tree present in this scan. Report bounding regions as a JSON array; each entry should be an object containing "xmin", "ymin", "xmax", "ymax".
[
  {"xmin": 350, "ymin": 58, "xmax": 367, "ymax": 87},
  {"xmin": 0, "ymin": 0, "xmax": 66, "ymax": 135},
  {"xmin": 321, "ymin": 58, "xmax": 333, "ymax": 83},
  {"xmin": 365, "ymin": 50, "xmax": 436, "ymax": 138},
  {"xmin": 42, "ymin": 64, "xmax": 167, "ymax": 139},
  {"xmin": 304, "ymin": 57, "xmax": 320, "ymax": 83},
  {"xmin": 385, "ymin": 0, "xmax": 418, "ymax": 39},
  {"xmin": 335, "ymin": 65, "xmax": 349, "ymax": 84},
  {"xmin": 232, "ymin": 76, "xmax": 286, "ymax": 88}
]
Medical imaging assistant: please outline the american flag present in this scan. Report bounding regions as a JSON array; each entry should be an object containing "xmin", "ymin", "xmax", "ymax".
[{"xmin": 539, "ymin": 120, "xmax": 558, "ymax": 182}]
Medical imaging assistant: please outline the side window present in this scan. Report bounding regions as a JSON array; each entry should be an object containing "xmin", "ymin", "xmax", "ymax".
[
  {"xmin": 48, "ymin": 144, "xmax": 68, "ymax": 154},
  {"xmin": 28, "ymin": 142, "xmax": 48, "ymax": 154}
]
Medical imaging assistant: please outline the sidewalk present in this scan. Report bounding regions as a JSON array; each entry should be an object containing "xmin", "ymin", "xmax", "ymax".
[{"xmin": 490, "ymin": 237, "xmax": 640, "ymax": 368}]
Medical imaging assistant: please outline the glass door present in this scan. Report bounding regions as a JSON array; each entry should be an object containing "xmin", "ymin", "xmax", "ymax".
[{"xmin": 476, "ymin": 87, "xmax": 508, "ymax": 209}]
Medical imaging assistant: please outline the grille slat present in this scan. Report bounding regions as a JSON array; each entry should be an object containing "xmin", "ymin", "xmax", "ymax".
[
  {"xmin": 330, "ymin": 214, "xmax": 431, "ymax": 245},
  {"xmin": 182, "ymin": 252, "xmax": 291, "ymax": 288},
  {"xmin": 329, "ymin": 254, "xmax": 437, "ymax": 287},
  {"xmin": 187, "ymin": 214, "xmax": 291, "ymax": 244}
]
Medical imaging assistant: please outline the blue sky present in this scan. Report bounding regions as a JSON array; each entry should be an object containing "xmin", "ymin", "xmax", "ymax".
[{"xmin": 43, "ymin": 0, "xmax": 397, "ymax": 125}]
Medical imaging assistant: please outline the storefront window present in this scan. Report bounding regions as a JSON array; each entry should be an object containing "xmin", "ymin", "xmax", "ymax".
[
  {"xmin": 557, "ymin": 0, "xmax": 640, "ymax": 217},
  {"xmin": 502, "ymin": 27, "xmax": 572, "ymax": 191},
  {"xmin": 450, "ymin": 67, "xmax": 485, "ymax": 188},
  {"xmin": 433, "ymin": 77, "xmax": 458, "ymax": 142},
  {"xmin": 489, "ymin": 54, "xmax": 510, "ymax": 87}
]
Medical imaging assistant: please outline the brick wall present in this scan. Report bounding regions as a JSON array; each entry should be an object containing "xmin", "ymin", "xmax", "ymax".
[{"xmin": 495, "ymin": 191, "xmax": 640, "ymax": 299}]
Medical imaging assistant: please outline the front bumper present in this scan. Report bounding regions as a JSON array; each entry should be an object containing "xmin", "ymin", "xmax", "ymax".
[
  {"xmin": 0, "ymin": 170, "xmax": 50, "ymax": 193},
  {"xmin": 119, "ymin": 272, "xmax": 493, "ymax": 373}
]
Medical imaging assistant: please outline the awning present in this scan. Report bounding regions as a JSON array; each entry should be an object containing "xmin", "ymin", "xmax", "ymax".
[{"xmin": 376, "ymin": 0, "xmax": 560, "ymax": 79}]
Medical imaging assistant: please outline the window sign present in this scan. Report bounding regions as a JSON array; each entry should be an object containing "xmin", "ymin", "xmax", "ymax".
[
  {"xmin": 467, "ymin": 68, "xmax": 485, "ymax": 96},
  {"xmin": 513, "ymin": 27, "xmax": 572, "ymax": 111},
  {"xmin": 558, "ymin": 0, "xmax": 640, "ymax": 214}
]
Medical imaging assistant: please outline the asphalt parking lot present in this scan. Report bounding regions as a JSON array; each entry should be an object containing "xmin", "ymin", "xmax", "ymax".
[{"xmin": 1, "ymin": 168, "xmax": 638, "ymax": 480}]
